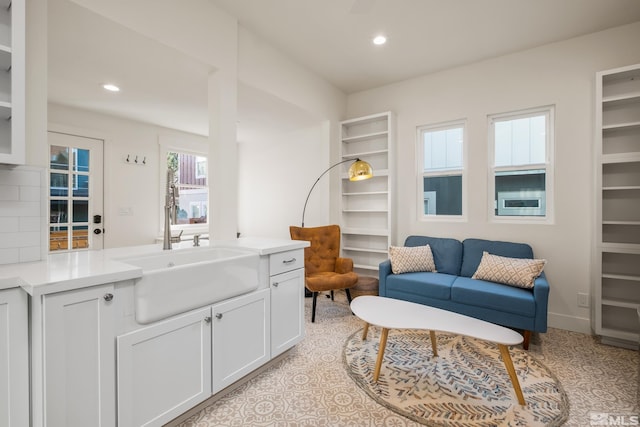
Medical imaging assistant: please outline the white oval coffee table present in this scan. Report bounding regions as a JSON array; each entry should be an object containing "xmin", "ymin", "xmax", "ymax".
[{"xmin": 350, "ymin": 295, "xmax": 526, "ymax": 405}]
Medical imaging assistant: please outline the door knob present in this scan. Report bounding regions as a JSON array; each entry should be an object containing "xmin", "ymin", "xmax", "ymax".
[
  {"xmin": 94, "ymin": 228, "xmax": 102, "ymax": 235},
  {"xmin": 103, "ymin": 293, "xmax": 114, "ymax": 302}
]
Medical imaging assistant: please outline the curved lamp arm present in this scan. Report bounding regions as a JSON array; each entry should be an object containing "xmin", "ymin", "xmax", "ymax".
[{"xmin": 301, "ymin": 158, "xmax": 372, "ymax": 227}]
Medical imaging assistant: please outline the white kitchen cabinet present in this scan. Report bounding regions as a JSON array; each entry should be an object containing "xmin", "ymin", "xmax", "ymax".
[
  {"xmin": 339, "ymin": 112, "xmax": 395, "ymax": 277},
  {"xmin": 0, "ymin": 0, "xmax": 25, "ymax": 164},
  {"xmin": 212, "ymin": 288, "xmax": 270, "ymax": 393},
  {"xmin": 594, "ymin": 63, "xmax": 640, "ymax": 349},
  {"xmin": 117, "ymin": 307, "xmax": 212, "ymax": 427},
  {"xmin": 0, "ymin": 287, "xmax": 28, "ymax": 427},
  {"xmin": 269, "ymin": 249, "xmax": 305, "ymax": 357},
  {"xmin": 42, "ymin": 283, "xmax": 116, "ymax": 427}
]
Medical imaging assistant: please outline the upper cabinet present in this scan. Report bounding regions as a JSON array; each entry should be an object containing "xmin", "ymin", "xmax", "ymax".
[
  {"xmin": 0, "ymin": 0, "xmax": 24, "ymax": 165},
  {"xmin": 339, "ymin": 112, "xmax": 395, "ymax": 277},
  {"xmin": 594, "ymin": 64, "xmax": 640, "ymax": 349}
]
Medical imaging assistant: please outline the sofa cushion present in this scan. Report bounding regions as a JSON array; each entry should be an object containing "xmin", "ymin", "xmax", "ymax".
[
  {"xmin": 451, "ymin": 276, "xmax": 536, "ymax": 317},
  {"xmin": 472, "ymin": 251, "xmax": 546, "ymax": 289},
  {"xmin": 389, "ymin": 245, "xmax": 436, "ymax": 274},
  {"xmin": 460, "ymin": 238, "xmax": 534, "ymax": 278},
  {"xmin": 404, "ymin": 236, "xmax": 463, "ymax": 276},
  {"xmin": 386, "ymin": 272, "xmax": 456, "ymax": 300}
]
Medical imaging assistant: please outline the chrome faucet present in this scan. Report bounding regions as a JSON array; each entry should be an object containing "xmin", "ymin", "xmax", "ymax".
[{"xmin": 163, "ymin": 169, "xmax": 179, "ymax": 250}]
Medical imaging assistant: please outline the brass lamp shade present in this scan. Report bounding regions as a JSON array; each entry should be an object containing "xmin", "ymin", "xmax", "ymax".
[{"xmin": 348, "ymin": 159, "xmax": 373, "ymax": 181}]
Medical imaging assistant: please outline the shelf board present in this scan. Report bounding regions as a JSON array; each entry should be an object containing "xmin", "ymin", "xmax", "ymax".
[
  {"xmin": 602, "ymin": 121, "xmax": 640, "ymax": 131},
  {"xmin": 600, "ymin": 242, "xmax": 640, "ymax": 252},
  {"xmin": 603, "ymin": 91, "xmax": 640, "ymax": 104},
  {"xmin": 599, "ymin": 327, "xmax": 640, "ymax": 345},
  {"xmin": 602, "ymin": 185, "xmax": 640, "ymax": 191},
  {"xmin": 342, "ymin": 148, "xmax": 388, "ymax": 158},
  {"xmin": 602, "ymin": 298, "xmax": 640, "ymax": 309},
  {"xmin": 342, "ymin": 209, "xmax": 388, "ymax": 213},
  {"xmin": 343, "ymin": 246, "xmax": 388, "ymax": 254},
  {"xmin": 342, "ymin": 228, "xmax": 389, "ymax": 236},
  {"xmin": 342, "ymin": 191, "xmax": 388, "ymax": 196},
  {"xmin": 341, "ymin": 130, "xmax": 388, "ymax": 143},
  {"xmin": 601, "ymin": 152, "xmax": 640, "ymax": 163},
  {"xmin": 342, "ymin": 168, "xmax": 388, "ymax": 179},
  {"xmin": 603, "ymin": 220, "xmax": 640, "ymax": 225},
  {"xmin": 602, "ymin": 273, "xmax": 640, "ymax": 283},
  {"xmin": 353, "ymin": 264, "xmax": 379, "ymax": 271}
]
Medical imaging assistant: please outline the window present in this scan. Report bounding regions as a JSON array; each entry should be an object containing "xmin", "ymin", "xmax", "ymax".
[
  {"xmin": 166, "ymin": 150, "xmax": 208, "ymax": 228},
  {"xmin": 417, "ymin": 121, "xmax": 465, "ymax": 217},
  {"xmin": 489, "ymin": 106, "xmax": 554, "ymax": 220}
]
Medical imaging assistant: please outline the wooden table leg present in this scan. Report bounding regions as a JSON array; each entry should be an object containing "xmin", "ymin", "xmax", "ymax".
[
  {"xmin": 362, "ymin": 322, "xmax": 369, "ymax": 340},
  {"xmin": 373, "ymin": 328, "xmax": 389, "ymax": 382},
  {"xmin": 499, "ymin": 344, "xmax": 525, "ymax": 405},
  {"xmin": 429, "ymin": 330, "xmax": 438, "ymax": 357}
]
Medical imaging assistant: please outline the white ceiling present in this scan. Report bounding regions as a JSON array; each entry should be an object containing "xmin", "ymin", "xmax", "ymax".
[{"xmin": 48, "ymin": 0, "xmax": 640, "ymax": 136}]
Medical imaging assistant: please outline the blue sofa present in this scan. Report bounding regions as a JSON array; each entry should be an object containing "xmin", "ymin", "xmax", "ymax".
[{"xmin": 379, "ymin": 236, "xmax": 549, "ymax": 349}]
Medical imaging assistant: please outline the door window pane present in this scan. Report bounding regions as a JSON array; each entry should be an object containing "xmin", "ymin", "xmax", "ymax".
[
  {"xmin": 73, "ymin": 148, "xmax": 90, "ymax": 172},
  {"xmin": 50, "ymin": 226, "xmax": 68, "ymax": 251},
  {"xmin": 72, "ymin": 200, "xmax": 89, "ymax": 222},
  {"xmin": 50, "ymin": 146, "xmax": 69, "ymax": 170},
  {"xmin": 73, "ymin": 174, "xmax": 89, "ymax": 197},
  {"xmin": 50, "ymin": 173, "xmax": 68, "ymax": 197},
  {"xmin": 72, "ymin": 226, "xmax": 89, "ymax": 249},
  {"xmin": 50, "ymin": 200, "xmax": 68, "ymax": 224}
]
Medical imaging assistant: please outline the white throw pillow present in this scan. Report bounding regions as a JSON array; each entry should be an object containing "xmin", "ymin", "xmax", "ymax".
[
  {"xmin": 389, "ymin": 245, "xmax": 437, "ymax": 274},
  {"xmin": 472, "ymin": 251, "xmax": 546, "ymax": 289}
]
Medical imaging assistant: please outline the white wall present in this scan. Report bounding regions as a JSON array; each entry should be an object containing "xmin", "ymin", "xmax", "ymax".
[
  {"xmin": 238, "ymin": 122, "xmax": 328, "ymax": 240},
  {"xmin": 344, "ymin": 22, "xmax": 640, "ymax": 334},
  {"xmin": 48, "ymin": 103, "xmax": 209, "ymax": 248}
]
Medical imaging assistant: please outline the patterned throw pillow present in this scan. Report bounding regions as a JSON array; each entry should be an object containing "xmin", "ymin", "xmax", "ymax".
[
  {"xmin": 472, "ymin": 251, "xmax": 546, "ymax": 289},
  {"xmin": 389, "ymin": 245, "xmax": 437, "ymax": 274}
]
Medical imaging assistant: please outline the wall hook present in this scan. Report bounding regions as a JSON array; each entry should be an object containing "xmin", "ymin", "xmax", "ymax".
[
  {"xmin": 134, "ymin": 156, "xmax": 138, "ymax": 164},
  {"xmin": 126, "ymin": 154, "xmax": 130, "ymax": 162},
  {"xmin": 142, "ymin": 157, "xmax": 146, "ymax": 165}
]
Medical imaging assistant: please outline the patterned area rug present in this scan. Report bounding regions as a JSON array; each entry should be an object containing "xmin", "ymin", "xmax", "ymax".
[{"xmin": 343, "ymin": 328, "xmax": 569, "ymax": 426}]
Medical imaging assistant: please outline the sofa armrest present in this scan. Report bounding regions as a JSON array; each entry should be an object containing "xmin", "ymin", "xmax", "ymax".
[
  {"xmin": 335, "ymin": 257, "xmax": 354, "ymax": 274},
  {"xmin": 378, "ymin": 259, "xmax": 392, "ymax": 296},
  {"xmin": 533, "ymin": 271, "xmax": 550, "ymax": 332}
]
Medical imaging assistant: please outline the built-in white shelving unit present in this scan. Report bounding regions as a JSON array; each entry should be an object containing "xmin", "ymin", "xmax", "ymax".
[
  {"xmin": 594, "ymin": 64, "xmax": 640, "ymax": 349},
  {"xmin": 0, "ymin": 0, "xmax": 24, "ymax": 165},
  {"xmin": 339, "ymin": 112, "xmax": 394, "ymax": 277}
]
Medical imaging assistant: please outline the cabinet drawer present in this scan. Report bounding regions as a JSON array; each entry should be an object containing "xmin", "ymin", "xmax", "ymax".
[{"xmin": 270, "ymin": 249, "xmax": 304, "ymax": 276}]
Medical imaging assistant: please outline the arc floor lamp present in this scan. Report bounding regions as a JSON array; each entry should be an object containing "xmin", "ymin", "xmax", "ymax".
[{"xmin": 300, "ymin": 158, "xmax": 373, "ymax": 227}]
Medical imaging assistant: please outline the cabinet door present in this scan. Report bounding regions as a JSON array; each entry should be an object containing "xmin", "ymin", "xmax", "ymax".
[
  {"xmin": 0, "ymin": 288, "xmax": 28, "ymax": 427},
  {"xmin": 212, "ymin": 289, "xmax": 270, "ymax": 393},
  {"xmin": 43, "ymin": 284, "xmax": 116, "ymax": 427},
  {"xmin": 271, "ymin": 268, "xmax": 305, "ymax": 357},
  {"xmin": 117, "ymin": 307, "xmax": 212, "ymax": 427}
]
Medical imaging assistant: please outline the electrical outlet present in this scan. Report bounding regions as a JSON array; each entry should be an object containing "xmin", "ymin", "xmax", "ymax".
[{"xmin": 577, "ymin": 292, "xmax": 590, "ymax": 308}]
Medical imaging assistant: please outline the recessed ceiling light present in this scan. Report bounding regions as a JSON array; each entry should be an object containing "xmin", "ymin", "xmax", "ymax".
[
  {"xmin": 103, "ymin": 84, "xmax": 120, "ymax": 92},
  {"xmin": 373, "ymin": 35, "xmax": 387, "ymax": 45}
]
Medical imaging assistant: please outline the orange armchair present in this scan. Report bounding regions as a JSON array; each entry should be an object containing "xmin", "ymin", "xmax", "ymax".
[{"xmin": 289, "ymin": 225, "xmax": 359, "ymax": 322}]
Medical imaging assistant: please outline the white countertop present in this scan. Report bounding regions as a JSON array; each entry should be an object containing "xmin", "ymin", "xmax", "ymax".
[{"xmin": 0, "ymin": 237, "xmax": 309, "ymax": 296}]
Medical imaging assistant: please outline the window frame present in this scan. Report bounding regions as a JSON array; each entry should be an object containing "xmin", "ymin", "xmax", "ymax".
[
  {"xmin": 487, "ymin": 105, "xmax": 555, "ymax": 224},
  {"xmin": 416, "ymin": 119, "xmax": 467, "ymax": 222},
  {"xmin": 158, "ymin": 138, "xmax": 210, "ymax": 237}
]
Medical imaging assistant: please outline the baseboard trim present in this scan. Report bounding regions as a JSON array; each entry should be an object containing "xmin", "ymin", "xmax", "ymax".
[{"xmin": 548, "ymin": 312, "xmax": 592, "ymax": 334}]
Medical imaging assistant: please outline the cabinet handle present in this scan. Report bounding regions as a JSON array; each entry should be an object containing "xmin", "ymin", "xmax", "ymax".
[
  {"xmin": 272, "ymin": 282, "xmax": 279, "ymax": 287},
  {"xmin": 103, "ymin": 293, "xmax": 114, "ymax": 302},
  {"xmin": 204, "ymin": 316, "xmax": 212, "ymax": 324},
  {"xmin": 282, "ymin": 258, "xmax": 296, "ymax": 264},
  {"xmin": 215, "ymin": 313, "xmax": 223, "ymax": 320}
]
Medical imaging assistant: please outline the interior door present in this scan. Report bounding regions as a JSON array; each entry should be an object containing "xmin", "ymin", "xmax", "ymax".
[{"xmin": 48, "ymin": 131, "xmax": 104, "ymax": 251}]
